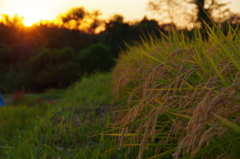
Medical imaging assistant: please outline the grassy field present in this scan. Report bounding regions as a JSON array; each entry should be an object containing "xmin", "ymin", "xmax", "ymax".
[
  {"xmin": 0, "ymin": 73, "xmax": 129, "ymax": 159},
  {"xmin": 1, "ymin": 24, "xmax": 240, "ymax": 159}
]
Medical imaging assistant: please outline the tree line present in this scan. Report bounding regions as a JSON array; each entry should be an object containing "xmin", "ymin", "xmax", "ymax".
[
  {"xmin": 0, "ymin": 9, "xmax": 163, "ymax": 92},
  {"xmin": 0, "ymin": 1, "xmax": 239, "ymax": 93}
]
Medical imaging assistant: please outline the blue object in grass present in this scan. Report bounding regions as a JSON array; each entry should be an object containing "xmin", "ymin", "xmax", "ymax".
[{"xmin": 0, "ymin": 93, "xmax": 5, "ymax": 107}]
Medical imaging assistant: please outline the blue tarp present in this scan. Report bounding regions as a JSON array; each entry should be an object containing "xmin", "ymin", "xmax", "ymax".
[{"xmin": 0, "ymin": 93, "xmax": 5, "ymax": 107}]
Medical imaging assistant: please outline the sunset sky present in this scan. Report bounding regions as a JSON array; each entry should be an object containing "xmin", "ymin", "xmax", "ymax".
[{"xmin": 0, "ymin": 0, "xmax": 239, "ymax": 26}]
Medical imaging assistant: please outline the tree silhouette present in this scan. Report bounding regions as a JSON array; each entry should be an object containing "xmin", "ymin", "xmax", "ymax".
[
  {"xmin": 60, "ymin": 7, "xmax": 87, "ymax": 30},
  {"xmin": 0, "ymin": 14, "xmax": 24, "ymax": 27},
  {"xmin": 193, "ymin": 0, "xmax": 229, "ymax": 28},
  {"xmin": 60, "ymin": 7, "xmax": 103, "ymax": 34},
  {"xmin": 103, "ymin": 14, "xmax": 131, "ymax": 57},
  {"xmin": 88, "ymin": 10, "xmax": 103, "ymax": 34},
  {"xmin": 147, "ymin": 0, "xmax": 229, "ymax": 28},
  {"xmin": 61, "ymin": 7, "xmax": 86, "ymax": 23}
]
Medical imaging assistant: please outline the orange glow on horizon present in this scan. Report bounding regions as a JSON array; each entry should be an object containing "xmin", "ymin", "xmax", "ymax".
[
  {"xmin": 22, "ymin": 14, "xmax": 41, "ymax": 26},
  {"xmin": 0, "ymin": 0, "xmax": 239, "ymax": 28},
  {"xmin": 0, "ymin": 0, "xmax": 63, "ymax": 27}
]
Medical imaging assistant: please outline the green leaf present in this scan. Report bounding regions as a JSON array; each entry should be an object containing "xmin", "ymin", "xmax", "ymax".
[
  {"xmin": 167, "ymin": 112, "xmax": 191, "ymax": 121},
  {"xmin": 212, "ymin": 113, "xmax": 240, "ymax": 134},
  {"xmin": 124, "ymin": 143, "xmax": 177, "ymax": 147},
  {"xmin": 148, "ymin": 148, "xmax": 177, "ymax": 159}
]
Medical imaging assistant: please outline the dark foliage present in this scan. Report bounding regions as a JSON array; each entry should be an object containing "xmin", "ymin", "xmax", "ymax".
[
  {"xmin": 0, "ymin": 8, "xmax": 239, "ymax": 93},
  {"xmin": 77, "ymin": 43, "xmax": 115, "ymax": 73},
  {"xmin": 100, "ymin": 15, "xmax": 164, "ymax": 58},
  {"xmin": 25, "ymin": 47, "xmax": 81, "ymax": 91}
]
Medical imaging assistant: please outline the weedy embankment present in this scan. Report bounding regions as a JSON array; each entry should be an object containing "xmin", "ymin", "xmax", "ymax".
[{"xmin": 111, "ymin": 25, "xmax": 240, "ymax": 158}]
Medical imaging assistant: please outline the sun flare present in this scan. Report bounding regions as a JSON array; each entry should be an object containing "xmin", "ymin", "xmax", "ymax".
[
  {"xmin": 16, "ymin": 1, "xmax": 44, "ymax": 26},
  {"xmin": 0, "ymin": 0, "xmax": 62, "ymax": 27},
  {"xmin": 21, "ymin": 14, "xmax": 37, "ymax": 26},
  {"xmin": 22, "ymin": 12, "xmax": 42, "ymax": 26},
  {"xmin": 0, "ymin": 0, "xmax": 239, "ymax": 28}
]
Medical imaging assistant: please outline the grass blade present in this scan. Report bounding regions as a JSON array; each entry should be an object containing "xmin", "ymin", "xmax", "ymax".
[{"xmin": 212, "ymin": 113, "xmax": 240, "ymax": 134}]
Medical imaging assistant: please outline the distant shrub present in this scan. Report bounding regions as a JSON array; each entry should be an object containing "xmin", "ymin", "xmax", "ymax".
[
  {"xmin": 26, "ymin": 47, "xmax": 82, "ymax": 91},
  {"xmin": 0, "ymin": 66, "xmax": 24, "ymax": 93},
  {"xmin": 2, "ymin": 43, "xmax": 115, "ymax": 92},
  {"xmin": 0, "ymin": 43, "xmax": 11, "ymax": 65},
  {"xmin": 0, "ymin": 44, "xmax": 21, "ymax": 92},
  {"xmin": 77, "ymin": 43, "xmax": 115, "ymax": 73}
]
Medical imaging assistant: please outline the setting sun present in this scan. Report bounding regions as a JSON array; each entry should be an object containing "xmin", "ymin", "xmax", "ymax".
[
  {"xmin": 0, "ymin": 0, "xmax": 66, "ymax": 26},
  {"xmin": 0, "ymin": 0, "xmax": 239, "ymax": 27},
  {"xmin": 20, "ymin": 7, "xmax": 42, "ymax": 26}
]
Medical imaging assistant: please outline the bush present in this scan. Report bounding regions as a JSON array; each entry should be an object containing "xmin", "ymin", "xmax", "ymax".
[
  {"xmin": 0, "ymin": 66, "xmax": 24, "ymax": 93},
  {"xmin": 77, "ymin": 43, "xmax": 115, "ymax": 73},
  {"xmin": 26, "ymin": 47, "xmax": 82, "ymax": 91}
]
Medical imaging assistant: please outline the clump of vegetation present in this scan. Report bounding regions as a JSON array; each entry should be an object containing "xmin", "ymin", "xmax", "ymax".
[
  {"xmin": 77, "ymin": 43, "xmax": 115, "ymax": 73},
  {"xmin": 26, "ymin": 46, "xmax": 82, "ymax": 90},
  {"xmin": 0, "ymin": 73, "xmax": 124, "ymax": 159},
  {"xmin": 111, "ymin": 25, "xmax": 240, "ymax": 158}
]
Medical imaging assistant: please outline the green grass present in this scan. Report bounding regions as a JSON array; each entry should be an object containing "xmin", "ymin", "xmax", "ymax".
[
  {"xmin": 0, "ymin": 105, "xmax": 49, "ymax": 142},
  {"xmin": 0, "ymin": 73, "xmax": 130, "ymax": 159}
]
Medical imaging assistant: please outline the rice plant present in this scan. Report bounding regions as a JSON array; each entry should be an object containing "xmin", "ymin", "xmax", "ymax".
[{"xmin": 111, "ymin": 25, "xmax": 240, "ymax": 158}]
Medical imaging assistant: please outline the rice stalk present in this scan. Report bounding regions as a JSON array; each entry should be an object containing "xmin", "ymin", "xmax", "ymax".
[{"xmin": 112, "ymin": 24, "xmax": 240, "ymax": 159}]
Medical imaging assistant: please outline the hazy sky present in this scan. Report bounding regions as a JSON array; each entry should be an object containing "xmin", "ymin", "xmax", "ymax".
[{"xmin": 0, "ymin": 0, "xmax": 239, "ymax": 26}]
